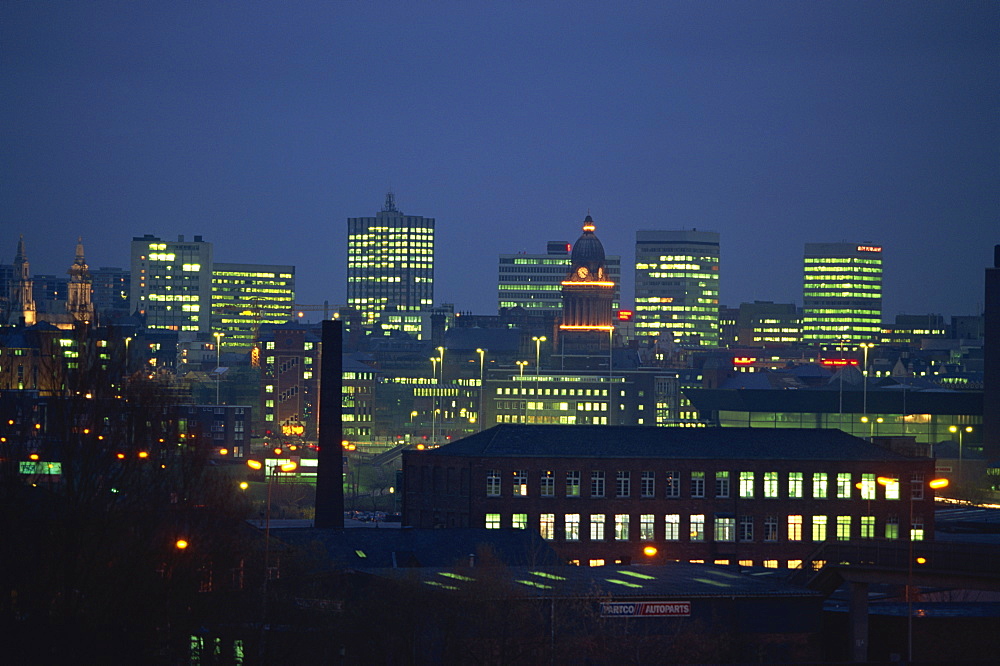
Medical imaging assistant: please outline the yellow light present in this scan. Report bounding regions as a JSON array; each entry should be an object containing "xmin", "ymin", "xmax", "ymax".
[
  {"xmin": 643, "ymin": 546, "xmax": 658, "ymax": 557},
  {"xmin": 416, "ymin": 443, "xmax": 425, "ymax": 450},
  {"xmin": 247, "ymin": 459, "xmax": 263, "ymax": 470},
  {"xmin": 929, "ymin": 478, "xmax": 949, "ymax": 489},
  {"xmin": 116, "ymin": 452, "xmax": 125, "ymax": 459},
  {"xmin": 34, "ymin": 424, "xmax": 41, "ymax": 430},
  {"xmin": 28, "ymin": 453, "xmax": 39, "ymax": 461},
  {"xmin": 273, "ymin": 447, "xmax": 282, "ymax": 456},
  {"xmin": 138, "ymin": 451, "xmax": 149, "ymax": 459},
  {"xmin": 279, "ymin": 461, "xmax": 298, "ymax": 473},
  {"xmin": 175, "ymin": 539, "xmax": 189, "ymax": 550},
  {"xmin": 949, "ymin": 425, "xmax": 958, "ymax": 433},
  {"xmin": 239, "ymin": 481, "xmax": 249, "ymax": 490},
  {"xmin": 83, "ymin": 428, "xmax": 90, "ymax": 434},
  {"xmin": 219, "ymin": 448, "xmax": 229, "ymax": 456},
  {"xmin": 915, "ymin": 557, "xmax": 927, "ymax": 565},
  {"xmin": 860, "ymin": 416, "xmax": 869, "ymax": 423}
]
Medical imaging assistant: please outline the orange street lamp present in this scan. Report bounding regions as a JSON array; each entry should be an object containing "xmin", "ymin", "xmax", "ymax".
[
  {"xmin": 175, "ymin": 539, "xmax": 189, "ymax": 550},
  {"xmin": 643, "ymin": 545, "xmax": 658, "ymax": 557}
]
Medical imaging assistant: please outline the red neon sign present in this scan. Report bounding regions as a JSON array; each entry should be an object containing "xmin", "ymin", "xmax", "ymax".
[
  {"xmin": 733, "ymin": 357, "xmax": 757, "ymax": 365},
  {"xmin": 857, "ymin": 245, "xmax": 882, "ymax": 252},
  {"xmin": 821, "ymin": 358, "xmax": 859, "ymax": 366},
  {"xmin": 617, "ymin": 310, "xmax": 633, "ymax": 321}
]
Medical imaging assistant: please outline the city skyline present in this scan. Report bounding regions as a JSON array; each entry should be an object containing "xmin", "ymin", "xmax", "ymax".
[{"xmin": 3, "ymin": 2, "xmax": 997, "ymax": 319}]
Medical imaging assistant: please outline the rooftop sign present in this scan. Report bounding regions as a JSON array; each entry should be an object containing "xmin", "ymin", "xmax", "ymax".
[{"xmin": 601, "ymin": 601, "xmax": 691, "ymax": 617}]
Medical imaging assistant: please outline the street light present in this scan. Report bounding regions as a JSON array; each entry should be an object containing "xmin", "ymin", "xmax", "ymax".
[
  {"xmin": 859, "ymin": 342, "xmax": 875, "ymax": 415},
  {"xmin": 948, "ymin": 425, "xmax": 973, "ymax": 483},
  {"xmin": 476, "ymin": 348, "xmax": 487, "ymax": 432},
  {"xmin": 516, "ymin": 360, "xmax": 528, "ymax": 377},
  {"xmin": 214, "ymin": 332, "xmax": 224, "ymax": 404},
  {"xmin": 436, "ymin": 346, "xmax": 446, "ymax": 382},
  {"xmin": 860, "ymin": 416, "xmax": 883, "ymax": 438},
  {"xmin": 532, "ymin": 336, "xmax": 546, "ymax": 377}
]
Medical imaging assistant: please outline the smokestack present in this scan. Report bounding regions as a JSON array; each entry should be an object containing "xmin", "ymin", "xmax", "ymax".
[
  {"xmin": 314, "ymin": 319, "xmax": 344, "ymax": 528},
  {"xmin": 983, "ymin": 245, "xmax": 1000, "ymax": 462}
]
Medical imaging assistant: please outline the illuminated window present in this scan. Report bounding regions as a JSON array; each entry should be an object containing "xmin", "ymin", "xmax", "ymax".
[
  {"xmin": 860, "ymin": 516, "xmax": 874, "ymax": 539},
  {"xmin": 885, "ymin": 516, "xmax": 899, "ymax": 539},
  {"xmin": 787, "ymin": 560, "xmax": 803, "ymax": 570},
  {"xmin": 910, "ymin": 516, "xmax": 924, "ymax": 541},
  {"xmin": 485, "ymin": 513, "xmax": 500, "ymax": 529},
  {"xmin": 715, "ymin": 471, "xmax": 730, "ymax": 498},
  {"xmin": 665, "ymin": 471, "xmax": 680, "ymax": 498},
  {"xmin": 565, "ymin": 514, "xmax": 580, "ymax": 541},
  {"xmin": 566, "ymin": 470, "xmax": 580, "ymax": 497},
  {"xmin": 591, "ymin": 471, "xmax": 605, "ymax": 498},
  {"xmin": 764, "ymin": 472, "xmax": 779, "ymax": 498},
  {"xmin": 860, "ymin": 473, "xmax": 876, "ymax": 500},
  {"xmin": 837, "ymin": 473, "xmax": 852, "ymax": 499},
  {"xmin": 590, "ymin": 514, "xmax": 605, "ymax": 541},
  {"xmin": 812, "ymin": 473, "xmax": 828, "ymax": 499},
  {"xmin": 616, "ymin": 471, "xmax": 630, "ymax": 497},
  {"xmin": 787, "ymin": 515, "xmax": 803, "ymax": 541},
  {"xmin": 486, "ymin": 470, "xmax": 500, "ymax": 496},
  {"xmin": 540, "ymin": 470, "xmax": 554, "ymax": 497},
  {"xmin": 715, "ymin": 516, "xmax": 735, "ymax": 542},
  {"xmin": 614, "ymin": 514, "xmax": 629, "ymax": 541},
  {"xmin": 512, "ymin": 470, "xmax": 527, "ymax": 496},
  {"xmin": 812, "ymin": 516, "xmax": 827, "ymax": 542},
  {"xmin": 664, "ymin": 514, "xmax": 679, "ymax": 540},
  {"xmin": 540, "ymin": 514, "xmax": 555, "ymax": 540},
  {"xmin": 763, "ymin": 560, "xmax": 779, "ymax": 569},
  {"xmin": 640, "ymin": 514, "xmax": 654, "ymax": 540},
  {"xmin": 739, "ymin": 515, "xmax": 753, "ymax": 542},
  {"xmin": 739, "ymin": 471, "xmax": 754, "ymax": 498},
  {"xmin": 788, "ymin": 472, "xmax": 803, "ymax": 498},
  {"xmin": 836, "ymin": 516, "xmax": 851, "ymax": 541},
  {"xmin": 689, "ymin": 514, "xmax": 705, "ymax": 541},
  {"xmin": 640, "ymin": 471, "xmax": 655, "ymax": 497},
  {"xmin": 512, "ymin": 513, "xmax": 527, "ymax": 529},
  {"xmin": 691, "ymin": 471, "xmax": 705, "ymax": 498},
  {"xmin": 884, "ymin": 478, "xmax": 900, "ymax": 500}
]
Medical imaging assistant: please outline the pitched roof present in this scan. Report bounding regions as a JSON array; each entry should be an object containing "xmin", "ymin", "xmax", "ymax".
[{"xmin": 421, "ymin": 424, "xmax": 915, "ymax": 462}]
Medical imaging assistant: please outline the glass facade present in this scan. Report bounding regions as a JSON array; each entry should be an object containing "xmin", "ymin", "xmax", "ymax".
[
  {"xmin": 211, "ymin": 263, "xmax": 295, "ymax": 352},
  {"xmin": 498, "ymin": 242, "xmax": 621, "ymax": 311}
]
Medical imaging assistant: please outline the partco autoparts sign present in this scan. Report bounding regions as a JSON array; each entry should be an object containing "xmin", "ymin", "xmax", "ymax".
[{"xmin": 600, "ymin": 601, "xmax": 691, "ymax": 617}]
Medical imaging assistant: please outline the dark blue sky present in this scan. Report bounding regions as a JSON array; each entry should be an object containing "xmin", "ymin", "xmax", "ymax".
[{"xmin": 3, "ymin": 2, "xmax": 997, "ymax": 319}]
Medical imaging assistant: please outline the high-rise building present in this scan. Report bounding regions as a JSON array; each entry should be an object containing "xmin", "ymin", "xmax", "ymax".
[
  {"xmin": 130, "ymin": 234, "xmax": 213, "ymax": 335},
  {"xmin": 347, "ymin": 192, "xmax": 434, "ymax": 332},
  {"xmin": 211, "ymin": 263, "xmax": 295, "ymax": 352},
  {"xmin": 90, "ymin": 267, "xmax": 131, "ymax": 321},
  {"xmin": 634, "ymin": 230, "xmax": 720, "ymax": 347},
  {"xmin": 802, "ymin": 243, "xmax": 882, "ymax": 345},
  {"xmin": 499, "ymin": 240, "xmax": 620, "ymax": 312}
]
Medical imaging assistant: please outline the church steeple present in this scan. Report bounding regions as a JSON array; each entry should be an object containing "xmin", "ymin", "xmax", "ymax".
[
  {"xmin": 67, "ymin": 236, "xmax": 95, "ymax": 325},
  {"xmin": 560, "ymin": 214, "xmax": 614, "ymax": 332},
  {"xmin": 7, "ymin": 235, "xmax": 36, "ymax": 325}
]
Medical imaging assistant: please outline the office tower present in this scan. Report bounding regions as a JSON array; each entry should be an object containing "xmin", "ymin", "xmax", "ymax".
[
  {"xmin": 90, "ymin": 267, "xmax": 131, "ymax": 321},
  {"xmin": 347, "ymin": 192, "xmax": 434, "ymax": 332},
  {"xmin": 66, "ymin": 237, "xmax": 95, "ymax": 324},
  {"xmin": 211, "ymin": 263, "xmax": 295, "ymax": 352},
  {"xmin": 983, "ymin": 245, "xmax": 1000, "ymax": 463},
  {"xmin": 130, "ymin": 234, "xmax": 213, "ymax": 335},
  {"xmin": 499, "ymin": 240, "xmax": 620, "ymax": 312},
  {"xmin": 801, "ymin": 243, "xmax": 882, "ymax": 344},
  {"xmin": 734, "ymin": 301, "xmax": 801, "ymax": 347},
  {"xmin": 634, "ymin": 230, "xmax": 720, "ymax": 347}
]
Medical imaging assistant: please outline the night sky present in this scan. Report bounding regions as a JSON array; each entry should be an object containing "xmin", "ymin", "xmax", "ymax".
[{"xmin": 3, "ymin": 2, "xmax": 997, "ymax": 320}]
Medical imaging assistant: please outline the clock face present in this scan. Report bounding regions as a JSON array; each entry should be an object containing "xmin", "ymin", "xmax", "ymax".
[{"xmin": 577, "ymin": 266, "xmax": 588, "ymax": 279}]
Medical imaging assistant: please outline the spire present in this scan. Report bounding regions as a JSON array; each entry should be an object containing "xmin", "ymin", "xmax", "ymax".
[
  {"xmin": 14, "ymin": 234, "xmax": 27, "ymax": 264},
  {"xmin": 75, "ymin": 236, "xmax": 86, "ymax": 265},
  {"xmin": 582, "ymin": 214, "xmax": 596, "ymax": 233},
  {"xmin": 382, "ymin": 189, "xmax": 398, "ymax": 213}
]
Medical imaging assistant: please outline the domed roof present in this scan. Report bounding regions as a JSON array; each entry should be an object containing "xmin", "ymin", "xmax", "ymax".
[{"xmin": 571, "ymin": 215, "xmax": 606, "ymax": 272}]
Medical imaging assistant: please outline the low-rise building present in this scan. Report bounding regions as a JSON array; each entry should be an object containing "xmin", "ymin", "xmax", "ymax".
[{"xmin": 403, "ymin": 425, "xmax": 937, "ymax": 568}]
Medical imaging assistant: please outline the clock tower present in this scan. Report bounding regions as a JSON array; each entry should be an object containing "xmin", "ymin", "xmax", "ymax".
[{"xmin": 560, "ymin": 215, "xmax": 614, "ymax": 344}]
